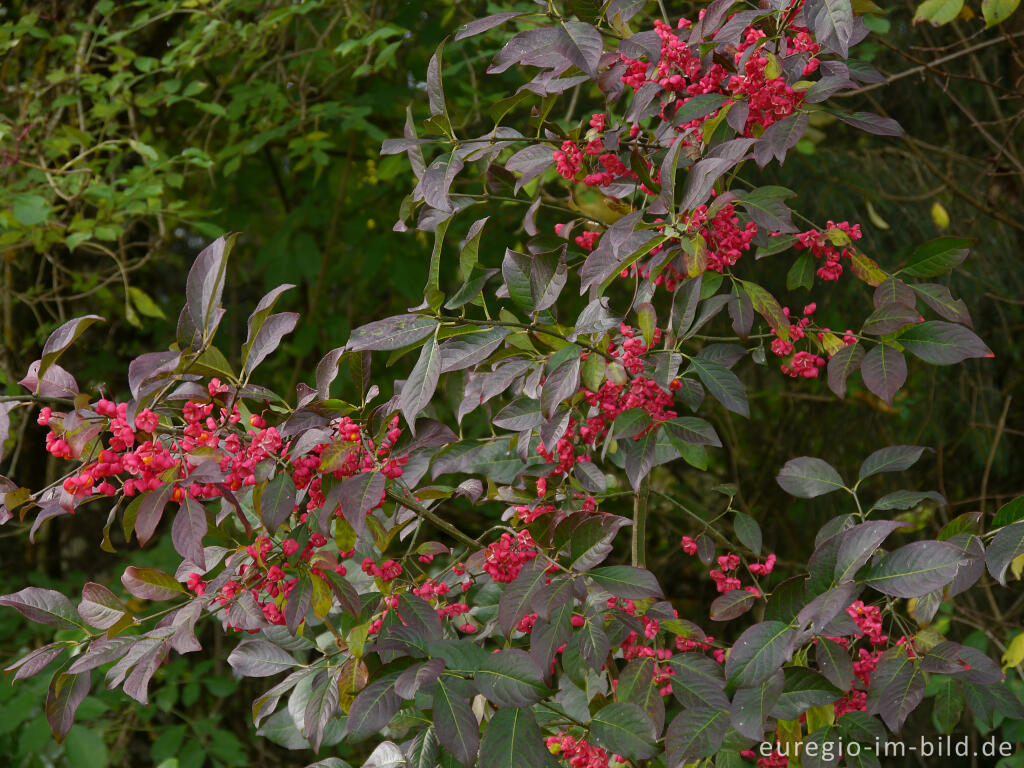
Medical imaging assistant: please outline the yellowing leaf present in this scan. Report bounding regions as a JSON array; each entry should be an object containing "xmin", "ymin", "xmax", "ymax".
[
  {"xmin": 569, "ymin": 190, "xmax": 631, "ymax": 224},
  {"xmin": 820, "ymin": 332, "xmax": 843, "ymax": 356},
  {"xmin": 914, "ymin": 0, "xmax": 964, "ymax": 25},
  {"xmin": 852, "ymin": 0, "xmax": 887, "ymax": 13},
  {"xmin": 311, "ymin": 574, "xmax": 332, "ymax": 619},
  {"xmin": 127, "ymin": 286, "xmax": 167, "ymax": 319},
  {"xmin": 982, "ymin": 0, "xmax": 1020, "ymax": 27},
  {"xmin": 931, "ymin": 201, "xmax": 950, "ymax": 229},
  {"xmin": 866, "ymin": 200, "xmax": 890, "ymax": 230},
  {"xmin": 1002, "ymin": 632, "xmax": 1024, "ymax": 670},
  {"xmin": 1011, "ymin": 551, "xmax": 1024, "ymax": 580}
]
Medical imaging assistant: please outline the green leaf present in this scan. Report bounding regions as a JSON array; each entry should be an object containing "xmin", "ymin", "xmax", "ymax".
[
  {"xmin": 432, "ymin": 676, "xmax": 479, "ymax": 766},
  {"xmin": 685, "ymin": 357, "xmax": 749, "ymax": 417},
  {"xmin": 787, "ymin": 252, "xmax": 815, "ymax": 291},
  {"xmin": 610, "ymin": 408, "xmax": 651, "ymax": 440},
  {"xmin": 13, "ymin": 194, "xmax": 50, "ymax": 226},
  {"xmin": 588, "ymin": 566, "xmax": 663, "ymax": 600},
  {"xmin": 664, "ymin": 707, "xmax": 729, "ymax": 765},
  {"xmin": 479, "ymin": 708, "xmax": 547, "ymax": 768},
  {"xmin": 862, "ymin": 540, "xmax": 966, "ymax": 597},
  {"xmin": 897, "ymin": 321, "xmax": 992, "ymax": 365},
  {"xmin": 771, "ymin": 668, "xmax": 843, "ymax": 721},
  {"xmin": 65, "ymin": 723, "xmax": 108, "ymax": 767},
  {"xmin": 474, "ymin": 649, "xmax": 548, "ymax": 707},
  {"xmin": 901, "ymin": 237, "xmax": 971, "ymax": 278},
  {"xmin": 588, "ymin": 702, "xmax": 658, "ymax": 760},
  {"xmin": 724, "ymin": 621, "xmax": 796, "ymax": 688},
  {"xmin": 733, "ymin": 511, "xmax": 762, "ymax": 555},
  {"xmin": 993, "ymin": 496, "xmax": 1024, "ymax": 529}
]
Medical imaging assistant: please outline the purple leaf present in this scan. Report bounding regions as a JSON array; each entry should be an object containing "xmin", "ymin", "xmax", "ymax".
[
  {"xmin": 589, "ymin": 702, "xmax": 658, "ymax": 759},
  {"xmin": 134, "ymin": 483, "xmax": 175, "ymax": 546},
  {"xmin": 540, "ymin": 356, "xmax": 581, "ymax": 418},
  {"xmin": 679, "ymin": 157, "xmax": 734, "ymax": 212},
  {"xmin": 858, "ymin": 446, "xmax": 927, "ymax": 480},
  {"xmin": 78, "ymin": 582, "xmax": 129, "ymax": 630},
  {"xmin": 347, "ymin": 673, "xmax": 402, "ymax": 740},
  {"xmin": 6, "ymin": 643, "xmax": 65, "ymax": 681},
  {"xmin": 753, "ymin": 113, "xmax": 808, "ymax": 167},
  {"xmin": 228, "ymin": 639, "xmax": 300, "ymax": 678},
  {"xmin": 258, "ymin": 473, "xmax": 296, "ymax": 533},
  {"xmin": 45, "ymin": 671, "xmax": 90, "ymax": 742},
  {"xmin": 121, "ymin": 566, "xmax": 184, "ymax": 601},
  {"xmin": 873, "ymin": 278, "xmax": 916, "ymax": 309},
  {"xmin": 685, "ymin": 357, "xmax": 748, "ymax": 417},
  {"xmin": 588, "ymin": 565, "xmax": 663, "ymax": 599},
  {"xmin": 665, "ymin": 707, "xmax": 729, "ymax": 765},
  {"xmin": 396, "ymin": 659, "xmax": 446, "ymax": 700},
  {"xmin": 505, "ymin": 145, "xmax": 555, "ymax": 194},
  {"xmin": 475, "ymin": 649, "xmax": 547, "ymax": 707},
  {"xmin": 776, "ymin": 457, "xmax": 845, "ymax": 498},
  {"xmin": 400, "ymin": 337, "xmax": 441, "ymax": 427},
  {"xmin": 18, "ymin": 360, "xmax": 79, "ymax": 398},
  {"xmin": 426, "ymin": 43, "xmax": 447, "ymax": 117},
  {"xmin": 304, "ymin": 668, "xmax": 342, "ymax": 753},
  {"xmin": 0, "ymin": 586, "xmax": 81, "ymax": 629},
  {"xmin": 862, "ymin": 540, "xmax": 966, "ymax": 597},
  {"xmin": 804, "ymin": 0, "xmax": 854, "ymax": 57},
  {"xmin": 128, "ymin": 351, "xmax": 180, "ymax": 400},
  {"xmin": 285, "ymin": 573, "xmax": 312, "ymax": 635},
  {"xmin": 39, "ymin": 315, "xmax": 104, "ymax": 382},
  {"xmin": 171, "ymin": 497, "xmax": 208, "ymax": 570},
  {"xmin": 710, "ymin": 589, "xmax": 756, "ymax": 621},
  {"xmin": 860, "ymin": 344, "xmax": 906, "ymax": 404},
  {"xmin": 432, "ymin": 676, "xmax": 479, "ymax": 765},
  {"xmin": 558, "ymin": 21, "xmax": 603, "ymax": 77},
  {"xmin": 911, "ymin": 283, "xmax": 972, "ymax": 326},
  {"xmin": 454, "ymin": 11, "xmax": 527, "ymax": 41},
  {"xmin": 731, "ymin": 670, "xmax": 784, "ymax": 740},
  {"xmin": 185, "ymin": 234, "xmax": 237, "ymax": 339},
  {"xmin": 67, "ymin": 636, "xmax": 135, "ymax": 674},
  {"xmin": 327, "ymin": 471, "xmax": 385, "ymax": 537},
  {"xmin": 348, "ymin": 314, "xmax": 438, "ymax": 351},
  {"xmin": 123, "ymin": 641, "xmax": 168, "ymax": 704},
  {"xmin": 421, "ymin": 153, "xmax": 464, "ymax": 213},
  {"xmin": 861, "ymin": 303, "xmax": 922, "ymax": 336},
  {"xmin": 826, "ymin": 343, "xmax": 864, "ymax": 398},
  {"xmin": 833, "ymin": 111, "xmax": 903, "ymax": 136},
  {"xmin": 986, "ymin": 520, "xmax": 1024, "ymax": 586}
]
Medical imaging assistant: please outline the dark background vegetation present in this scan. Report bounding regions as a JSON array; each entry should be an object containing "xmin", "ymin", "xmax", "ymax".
[{"xmin": 1, "ymin": 1, "xmax": 1021, "ymax": 765}]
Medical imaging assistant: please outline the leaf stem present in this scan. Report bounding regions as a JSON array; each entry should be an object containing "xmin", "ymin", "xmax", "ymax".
[
  {"xmin": 632, "ymin": 478, "xmax": 649, "ymax": 568},
  {"xmin": 384, "ymin": 484, "xmax": 481, "ymax": 551}
]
